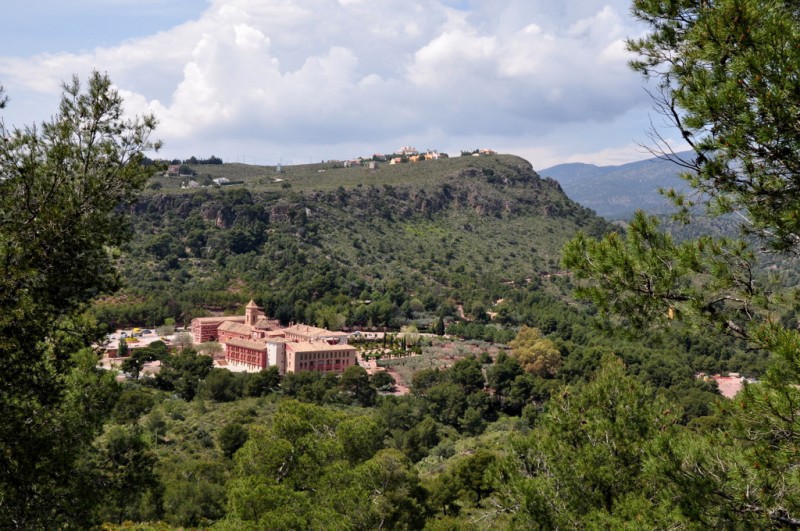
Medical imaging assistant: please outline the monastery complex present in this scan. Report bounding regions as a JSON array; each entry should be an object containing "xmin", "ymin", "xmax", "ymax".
[{"xmin": 190, "ymin": 300, "xmax": 356, "ymax": 374}]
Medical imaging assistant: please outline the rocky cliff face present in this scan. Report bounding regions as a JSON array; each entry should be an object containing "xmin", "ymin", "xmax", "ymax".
[{"xmin": 131, "ymin": 156, "xmax": 599, "ymax": 246}]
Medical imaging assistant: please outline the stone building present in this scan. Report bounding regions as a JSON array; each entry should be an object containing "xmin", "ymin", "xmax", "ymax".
[
  {"xmin": 191, "ymin": 315, "xmax": 247, "ymax": 343},
  {"xmin": 190, "ymin": 300, "xmax": 356, "ymax": 374}
]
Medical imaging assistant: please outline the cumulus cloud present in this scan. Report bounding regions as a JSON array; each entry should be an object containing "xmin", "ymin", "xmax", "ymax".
[{"xmin": 0, "ymin": 0, "xmax": 658, "ymax": 165}]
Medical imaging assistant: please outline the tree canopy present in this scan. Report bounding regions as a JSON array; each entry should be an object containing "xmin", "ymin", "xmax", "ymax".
[
  {"xmin": 628, "ymin": 0, "xmax": 800, "ymax": 252},
  {"xmin": 566, "ymin": 0, "xmax": 800, "ymax": 347},
  {"xmin": 508, "ymin": 325, "xmax": 562, "ymax": 377},
  {"xmin": 0, "ymin": 71, "xmax": 159, "ymax": 527},
  {"xmin": 563, "ymin": 0, "xmax": 800, "ymax": 526}
]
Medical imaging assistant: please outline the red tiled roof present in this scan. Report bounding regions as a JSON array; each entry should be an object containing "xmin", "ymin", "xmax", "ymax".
[
  {"xmin": 218, "ymin": 321, "xmax": 253, "ymax": 335},
  {"xmin": 282, "ymin": 324, "xmax": 348, "ymax": 339},
  {"xmin": 192, "ymin": 315, "xmax": 246, "ymax": 324},
  {"xmin": 225, "ymin": 338, "xmax": 268, "ymax": 351},
  {"xmin": 713, "ymin": 375, "xmax": 745, "ymax": 399},
  {"xmin": 287, "ymin": 341, "xmax": 356, "ymax": 353}
]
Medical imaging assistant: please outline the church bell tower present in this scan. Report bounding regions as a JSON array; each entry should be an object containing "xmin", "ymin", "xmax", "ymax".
[{"xmin": 245, "ymin": 299, "xmax": 259, "ymax": 326}]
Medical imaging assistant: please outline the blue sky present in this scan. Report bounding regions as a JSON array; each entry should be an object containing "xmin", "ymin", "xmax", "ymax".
[
  {"xmin": 1, "ymin": 1, "xmax": 206, "ymax": 55},
  {"xmin": 0, "ymin": 0, "xmax": 685, "ymax": 169}
]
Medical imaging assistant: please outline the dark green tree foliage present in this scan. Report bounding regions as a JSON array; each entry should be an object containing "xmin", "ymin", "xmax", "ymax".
[
  {"xmin": 434, "ymin": 315, "xmax": 446, "ymax": 336},
  {"xmin": 90, "ymin": 425, "xmax": 160, "ymax": 524},
  {"xmin": 336, "ymin": 415, "xmax": 385, "ymax": 465},
  {"xmin": 563, "ymin": 211, "xmax": 763, "ymax": 337},
  {"xmin": 0, "ymin": 72, "xmax": 158, "ymax": 528},
  {"xmin": 370, "ymin": 370, "xmax": 396, "ymax": 391},
  {"xmin": 648, "ymin": 393, "xmax": 800, "ymax": 527},
  {"xmin": 155, "ymin": 350, "xmax": 213, "ymax": 400},
  {"xmin": 486, "ymin": 352, "xmax": 523, "ymax": 393},
  {"xmin": 487, "ymin": 350, "xmax": 558, "ymax": 417},
  {"xmin": 402, "ymin": 416, "xmax": 444, "ymax": 462},
  {"xmin": 121, "ymin": 341, "xmax": 166, "ymax": 380},
  {"xmin": 425, "ymin": 382, "xmax": 470, "ymax": 428},
  {"xmin": 427, "ymin": 450, "xmax": 497, "ymax": 517},
  {"xmin": 281, "ymin": 370, "xmax": 334, "ymax": 403},
  {"xmin": 201, "ymin": 368, "xmax": 245, "ymax": 402},
  {"xmin": 412, "ymin": 368, "xmax": 447, "ymax": 393},
  {"xmin": 629, "ymin": 0, "xmax": 800, "ymax": 253},
  {"xmin": 338, "ymin": 365, "xmax": 377, "ymax": 407},
  {"xmin": 412, "ymin": 357, "xmax": 494, "ymax": 435},
  {"xmin": 447, "ymin": 356, "xmax": 485, "ymax": 393},
  {"xmin": 276, "ymin": 368, "xmax": 383, "ymax": 408},
  {"xmin": 224, "ymin": 400, "xmax": 425, "ymax": 529},
  {"xmin": 118, "ymin": 337, "xmax": 129, "ymax": 358},
  {"xmin": 495, "ymin": 356, "xmax": 683, "ymax": 528},
  {"xmin": 111, "ymin": 388, "xmax": 158, "ymax": 424},
  {"xmin": 218, "ymin": 423, "xmax": 249, "ymax": 459},
  {"xmin": 560, "ymin": 0, "xmax": 800, "ymax": 526},
  {"xmin": 184, "ymin": 155, "xmax": 222, "ymax": 165},
  {"xmin": 243, "ymin": 366, "xmax": 281, "ymax": 397},
  {"xmin": 374, "ymin": 395, "xmax": 442, "ymax": 462},
  {"xmin": 486, "ymin": 352, "xmax": 533, "ymax": 415},
  {"xmin": 159, "ymin": 457, "xmax": 227, "ymax": 527}
]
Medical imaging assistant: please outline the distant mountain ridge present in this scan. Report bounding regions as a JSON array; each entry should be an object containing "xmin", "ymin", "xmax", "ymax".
[{"xmin": 539, "ymin": 153, "xmax": 691, "ymax": 220}]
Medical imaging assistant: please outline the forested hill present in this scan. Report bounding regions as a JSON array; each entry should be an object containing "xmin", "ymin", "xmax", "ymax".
[
  {"xmin": 102, "ymin": 154, "xmax": 612, "ymax": 329},
  {"xmin": 539, "ymin": 153, "xmax": 689, "ymax": 220}
]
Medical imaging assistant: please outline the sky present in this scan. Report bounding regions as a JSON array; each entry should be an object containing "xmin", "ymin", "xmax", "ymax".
[{"xmin": 0, "ymin": 0, "xmax": 685, "ymax": 170}]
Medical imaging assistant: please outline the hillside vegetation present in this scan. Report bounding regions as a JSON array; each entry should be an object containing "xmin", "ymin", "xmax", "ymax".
[
  {"xmin": 100, "ymin": 154, "xmax": 610, "ymax": 330},
  {"xmin": 88, "ymin": 152, "xmax": 772, "ymax": 529}
]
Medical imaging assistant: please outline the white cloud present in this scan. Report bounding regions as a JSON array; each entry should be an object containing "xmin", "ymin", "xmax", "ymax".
[
  {"xmin": 0, "ymin": 0, "xmax": 657, "ymax": 165},
  {"xmin": 408, "ymin": 27, "xmax": 497, "ymax": 87}
]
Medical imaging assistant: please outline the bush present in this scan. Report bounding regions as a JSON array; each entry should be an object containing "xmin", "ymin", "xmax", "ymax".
[
  {"xmin": 201, "ymin": 369, "xmax": 244, "ymax": 402},
  {"xmin": 217, "ymin": 424, "xmax": 248, "ymax": 459},
  {"xmin": 370, "ymin": 371, "xmax": 396, "ymax": 391}
]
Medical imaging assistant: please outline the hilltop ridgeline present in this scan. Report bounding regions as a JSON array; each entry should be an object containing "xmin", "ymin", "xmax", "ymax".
[{"xmin": 138, "ymin": 155, "xmax": 575, "ymax": 225}]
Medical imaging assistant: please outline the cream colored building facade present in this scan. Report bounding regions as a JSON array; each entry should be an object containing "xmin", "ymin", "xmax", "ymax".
[{"xmin": 191, "ymin": 300, "xmax": 356, "ymax": 374}]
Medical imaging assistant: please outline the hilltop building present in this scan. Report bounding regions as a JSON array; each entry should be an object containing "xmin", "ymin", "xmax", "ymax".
[
  {"xmin": 398, "ymin": 146, "xmax": 418, "ymax": 156},
  {"xmin": 190, "ymin": 300, "xmax": 356, "ymax": 375}
]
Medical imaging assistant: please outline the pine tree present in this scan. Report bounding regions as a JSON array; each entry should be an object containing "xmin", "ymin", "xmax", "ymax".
[
  {"xmin": 118, "ymin": 338, "xmax": 130, "ymax": 358},
  {"xmin": 434, "ymin": 316, "xmax": 445, "ymax": 336},
  {"xmin": 0, "ymin": 71, "xmax": 159, "ymax": 528},
  {"xmin": 495, "ymin": 356, "xmax": 683, "ymax": 527},
  {"xmin": 562, "ymin": 1, "xmax": 800, "ymax": 525}
]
